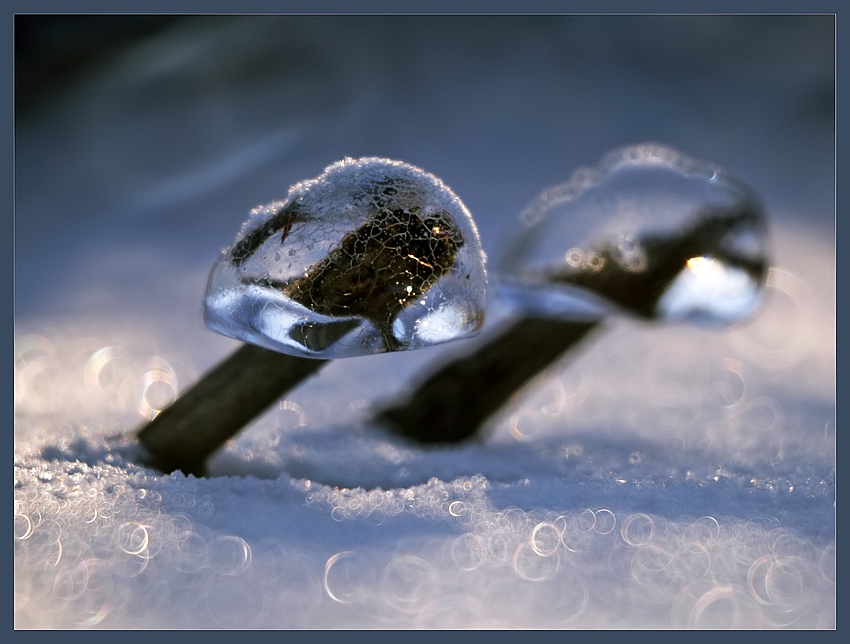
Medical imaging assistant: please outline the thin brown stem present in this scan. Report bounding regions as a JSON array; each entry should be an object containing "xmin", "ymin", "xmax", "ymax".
[
  {"xmin": 137, "ymin": 344, "xmax": 327, "ymax": 475},
  {"xmin": 375, "ymin": 317, "xmax": 600, "ymax": 444}
]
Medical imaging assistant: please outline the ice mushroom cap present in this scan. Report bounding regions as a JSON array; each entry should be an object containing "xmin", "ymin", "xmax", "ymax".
[
  {"xmin": 204, "ymin": 157, "xmax": 488, "ymax": 359},
  {"xmin": 499, "ymin": 143, "xmax": 770, "ymax": 327}
]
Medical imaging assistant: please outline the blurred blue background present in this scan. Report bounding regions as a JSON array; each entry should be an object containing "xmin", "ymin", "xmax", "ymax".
[{"xmin": 15, "ymin": 16, "xmax": 833, "ymax": 341}]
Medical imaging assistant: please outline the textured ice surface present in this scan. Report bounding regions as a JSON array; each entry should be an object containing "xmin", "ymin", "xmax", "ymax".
[
  {"xmin": 204, "ymin": 158, "xmax": 487, "ymax": 358},
  {"xmin": 501, "ymin": 143, "xmax": 770, "ymax": 326}
]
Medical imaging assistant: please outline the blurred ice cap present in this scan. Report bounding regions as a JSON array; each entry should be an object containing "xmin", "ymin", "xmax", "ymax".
[{"xmin": 499, "ymin": 142, "xmax": 769, "ymax": 327}]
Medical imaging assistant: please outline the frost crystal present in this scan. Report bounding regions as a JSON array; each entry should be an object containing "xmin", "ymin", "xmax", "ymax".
[
  {"xmin": 204, "ymin": 157, "xmax": 487, "ymax": 358},
  {"xmin": 502, "ymin": 143, "xmax": 769, "ymax": 326}
]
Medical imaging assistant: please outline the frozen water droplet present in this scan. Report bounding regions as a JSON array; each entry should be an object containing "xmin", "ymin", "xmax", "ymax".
[
  {"xmin": 501, "ymin": 143, "xmax": 769, "ymax": 326},
  {"xmin": 204, "ymin": 157, "xmax": 487, "ymax": 358}
]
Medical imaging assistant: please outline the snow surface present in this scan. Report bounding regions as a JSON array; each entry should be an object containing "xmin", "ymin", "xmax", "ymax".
[{"xmin": 14, "ymin": 15, "xmax": 835, "ymax": 629}]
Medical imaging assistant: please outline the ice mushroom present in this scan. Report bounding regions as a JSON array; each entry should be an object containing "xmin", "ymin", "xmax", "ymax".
[
  {"xmin": 137, "ymin": 157, "xmax": 487, "ymax": 474},
  {"xmin": 377, "ymin": 143, "xmax": 770, "ymax": 444}
]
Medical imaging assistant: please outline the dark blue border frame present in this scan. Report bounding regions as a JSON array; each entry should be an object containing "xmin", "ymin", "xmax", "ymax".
[{"xmin": 4, "ymin": 2, "xmax": 842, "ymax": 639}]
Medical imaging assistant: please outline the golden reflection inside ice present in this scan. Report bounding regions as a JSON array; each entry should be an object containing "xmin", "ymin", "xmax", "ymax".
[
  {"xmin": 657, "ymin": 255, "xmax": 760, "ymax": 323},
  {"xmin": 686, "ymin": 256, "xmax": 711, "ymax": 272}
]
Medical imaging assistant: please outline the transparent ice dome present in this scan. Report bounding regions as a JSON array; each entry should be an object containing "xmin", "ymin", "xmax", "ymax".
[
  {"xmin": 500, "ymin": 143, "xmax": 770, "ymax": 327},
  {"xmin": 204, "ymin": 157, "xmax": 487, "ymax": 358}
]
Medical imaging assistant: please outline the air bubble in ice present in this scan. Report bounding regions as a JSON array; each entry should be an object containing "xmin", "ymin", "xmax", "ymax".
[
  {"xmin": 204, "ymin": 157, "xmax": 487, "ymax": 358},
  {"xmin": 501, "ymin": 143, "xmax": 769, "ymax": 326}
]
